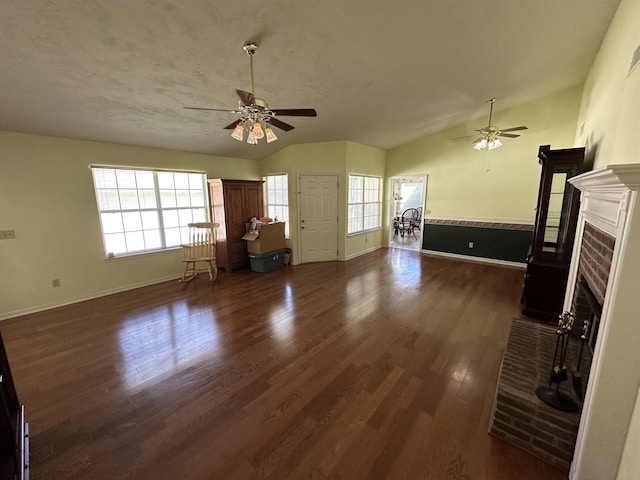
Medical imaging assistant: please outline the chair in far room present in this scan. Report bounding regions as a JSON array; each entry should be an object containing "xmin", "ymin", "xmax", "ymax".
[{"xmin": 180, "ymin": 222, "xmax": 219, "ymax": 283}]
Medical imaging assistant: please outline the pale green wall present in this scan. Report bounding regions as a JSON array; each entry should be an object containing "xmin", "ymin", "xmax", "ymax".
[
  {"xmin": 564, "ymin": 1, "xmax": 640, "ymax": 478},
  {"xmin": 0, "ymin": 131, "xmax": 260, "ymax": 318},
  {"xmin": 261, "ymin": 140, "xmax": 386, "ymax": 264},
  {"xmin": 345, "ymin": 142, "xmax": 386, "ymax": 258},
  {"xmin": 386, "ymin": 86, "xmax": 583, "ymax": 229},
  {"xmin": 261, "ymin": 141, "xmax": 346, "ymax": 266},
  {"xmin": 576, "ymin": 0, "xmax": 640, "ymax": 170}
]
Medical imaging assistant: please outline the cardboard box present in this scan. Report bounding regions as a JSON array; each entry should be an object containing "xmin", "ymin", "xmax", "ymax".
[{"xmin": 242, "ymin": 222, "xmax": 286, "ymax": 254}]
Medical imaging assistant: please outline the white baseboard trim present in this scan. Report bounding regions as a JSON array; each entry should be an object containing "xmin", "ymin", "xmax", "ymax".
[
  {"xmin": 421, "ymin": 249, "xmax": 526, "ymax": 269},
  {"xmin": 343, "ymin": 245, "xmax": 381, "ymax": 261},
  {"xmin": 0, "ymin": 274, "xmax": 182, "ymax": 321}
]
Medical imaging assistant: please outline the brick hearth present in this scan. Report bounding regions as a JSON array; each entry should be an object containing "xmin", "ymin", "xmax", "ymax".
[{"xmin": 489, "ymin": 319, "xmax": 581, "ymax": 472}]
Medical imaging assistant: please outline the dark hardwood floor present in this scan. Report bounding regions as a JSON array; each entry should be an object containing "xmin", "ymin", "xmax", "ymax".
[{"xmin": 1, "ymin": 249, "xmax": 567, "ymax": 479}]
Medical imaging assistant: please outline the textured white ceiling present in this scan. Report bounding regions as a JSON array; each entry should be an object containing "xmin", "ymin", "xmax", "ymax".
[{"xmin": 0, "ymin": 0, "xmax": 621, "ymax": 160}]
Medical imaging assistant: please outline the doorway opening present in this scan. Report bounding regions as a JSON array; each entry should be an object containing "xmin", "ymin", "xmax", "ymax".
[{"xmin": 389, "ymin": 176, "xmax": 427, "ymax": 251}]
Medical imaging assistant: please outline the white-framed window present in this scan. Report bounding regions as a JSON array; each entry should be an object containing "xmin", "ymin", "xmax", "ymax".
[
  {"xmin": 91, "ymin": 166, "xmax": 208, "ymax": 257},
  {"xmin": 264, "ymin": 174, "xmax": 290, "ymax": 237},
  {"xmin": 347, "ymin": 175, "xmax": 382, "ymax": 234}
]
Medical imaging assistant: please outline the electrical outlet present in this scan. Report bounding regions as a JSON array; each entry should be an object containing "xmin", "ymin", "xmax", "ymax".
[
  {"xmin": 468, "ymin": 242, "xmax": 474, "ymax": 248},
  {"xmin": 0, "ymin": 230, "xmax": 16, "ymax": 240},
  {"xmin": 52, "ymin": 279, "xmax": 61, "ymax": 288}
]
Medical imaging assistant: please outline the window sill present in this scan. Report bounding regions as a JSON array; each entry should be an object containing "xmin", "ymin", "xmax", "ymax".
[
  {"xmin": 103, "ymin": 247, "xmax": 181, "ymax": 262},
  {"xmin": 347, "ymin": 227, "xmax": 382, "ymax": 237}
]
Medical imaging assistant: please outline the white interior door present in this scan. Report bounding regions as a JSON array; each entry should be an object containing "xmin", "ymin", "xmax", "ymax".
[{"xmin": 299, "ymin": 175, "xmax": 338, "ymax": 263}]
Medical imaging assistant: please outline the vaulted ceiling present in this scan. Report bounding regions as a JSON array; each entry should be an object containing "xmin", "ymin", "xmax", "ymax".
[{"xmin": 0, "ymin": 0, "xmax": 621, "ymax": 160}]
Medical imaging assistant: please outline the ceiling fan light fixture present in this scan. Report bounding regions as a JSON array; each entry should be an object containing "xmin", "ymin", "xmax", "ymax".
[
  {"xmin": 231, "ymin": 123, "xmax": 244, "ymax": 141},
  {"xmin": 488, "ymin": 138, "xmax": 502, "ymax": 150},
  {"xmin": 253, "ymin": 121, "xmax": 265, "ymax": 139},
  {"xmin": 474, "ymin": 138, "xmax": 487, "ymax": 150},
  {"xmin": 246, "ymin": 124, "xmax": 259, "ymax": 144},
  {"xmin": 265, "ymin": 126, "xmax": 278, "ymax": 143}
]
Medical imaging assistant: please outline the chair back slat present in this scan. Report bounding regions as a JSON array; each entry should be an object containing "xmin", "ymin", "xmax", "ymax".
[{"xmin": 182, "ymin": 222, "xmax": 218, "ymax": 260}]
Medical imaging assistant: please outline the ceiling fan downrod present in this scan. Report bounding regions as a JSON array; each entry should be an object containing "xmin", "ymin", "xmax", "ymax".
[
  {"xmin": 487, "ymin": 97, "xmax": 496, "ymax": 128},
  {"xmin": 243, "ymin": 41, "xmax": 258, "ymax": 96}
]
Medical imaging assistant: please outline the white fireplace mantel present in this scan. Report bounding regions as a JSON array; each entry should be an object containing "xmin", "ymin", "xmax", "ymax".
[{"xmin": 567, "ymin": 164, "xmax": 640, "ymax": 480}]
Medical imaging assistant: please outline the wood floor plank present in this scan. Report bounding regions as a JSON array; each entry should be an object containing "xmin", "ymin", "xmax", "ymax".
[{"xmin": 0, "ymin": 249, "xmax": 568, "ymax": 479}]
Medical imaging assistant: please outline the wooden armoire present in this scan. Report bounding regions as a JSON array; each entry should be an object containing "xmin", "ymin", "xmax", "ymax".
[{"xmin": 208, "ymin": 179, "xmax": 264, "ymax": 271}]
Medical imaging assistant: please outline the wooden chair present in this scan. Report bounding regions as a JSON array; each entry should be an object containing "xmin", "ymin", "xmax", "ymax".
[
  {"xmin": 179, "ymin": 222, "xmax": 219, "ymax": 284},
  {"xmin": 399, "ymin": 208, "xmax": 419, "ymax": 239},
  {"xmin": 410, "ymin": 207, "xmax": 422, "ymax": 233}
]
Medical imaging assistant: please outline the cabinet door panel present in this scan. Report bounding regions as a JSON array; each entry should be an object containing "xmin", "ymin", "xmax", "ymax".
[{"xmin": 244, "ymin": 185, "xmax": 263, "ymax": 219}]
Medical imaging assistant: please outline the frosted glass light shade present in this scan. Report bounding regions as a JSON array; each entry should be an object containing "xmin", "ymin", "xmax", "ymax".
[
  {"xmin": 253, "ymin": 121, "xmax": 265, "ymax": 139},
  {"xmin": 488, "ymin": 138, "xmax": 502, "ymax": 150},
  {"xmin": 265, "ymin": 126, "xmax": 278, "ymax": 143},
  {"xmin": 231, "ymin": 123, "xmax": 244, "ymax": 141},
  {"xmin": 474, "ymin": 138, "xmax": 487, "ymax": 150}
]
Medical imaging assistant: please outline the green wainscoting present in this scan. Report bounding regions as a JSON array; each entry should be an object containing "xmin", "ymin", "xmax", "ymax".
[{"xmin": 422, "ymin": 223, "xmax": 533, "ymax": 263}]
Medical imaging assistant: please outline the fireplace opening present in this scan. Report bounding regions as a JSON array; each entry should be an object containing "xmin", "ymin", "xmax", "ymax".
[{"xmin": 578, "ymin": 278, "xmax": 602, "ymax": 354}]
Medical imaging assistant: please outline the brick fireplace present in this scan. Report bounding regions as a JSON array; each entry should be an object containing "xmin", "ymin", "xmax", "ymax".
[
  {"xmin": 491, "ymin": 164, "xmax": 640, "ymax": 479},
  {"xmin": 489, "ymin": 222, "xmax": 617, "ymax": 472}
]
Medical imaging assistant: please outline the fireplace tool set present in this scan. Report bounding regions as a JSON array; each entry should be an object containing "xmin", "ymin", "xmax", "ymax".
[{"xmin": 535, "ymin": 311, "xmax": 580, "ymax": 412}]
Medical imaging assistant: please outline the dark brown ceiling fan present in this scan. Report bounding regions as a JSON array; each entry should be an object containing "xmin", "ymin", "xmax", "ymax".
[
  {"xmin": 455, "ymin": 98, "xmax": 528, "ymax": 150},
  {"xmin": 184, "ymin": 41, "xmax": 317, "ymax": 144}
]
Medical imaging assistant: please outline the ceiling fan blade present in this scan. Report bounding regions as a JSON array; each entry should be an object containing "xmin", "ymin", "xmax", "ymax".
[
  {"xmin": 272, "ymin": 108, "xmax": 317, "ymax": 117},
  {"xmin": 498, "ymin": 133, "xmax": 520, "ymax": 138},
  {"xmin": 236, "ymin": 89, "xmax": 255, "ymax": 106},
  {"xmin": 267, "ymin": 117, "xmax": 295, "ymax": 132},
  {"xmin": 223, "ymin": 119, "xmax": 243, "ymax": 130},
  {"xmin": 499, "ymin": 126, "xmax": 528, "ymax": 132},
  {"xmin": 451, "ymin": 135, "xmax": 475, "ymax": 140},
  {"xmin": 471, "ymin": 138, "xmax": 484, "ymax": 144},
  {"xmin": 184, "ymin": 106, "xmax": 241, "ymax": 113}
]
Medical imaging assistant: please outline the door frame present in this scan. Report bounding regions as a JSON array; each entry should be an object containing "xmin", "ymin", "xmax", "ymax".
[
  {"xmin": 388, "ymin": 175, "xmax": 428, "ymax": 249},
  {"xmin": 297, "ymin": 173, "xmax": 340, "ymax": 264}
]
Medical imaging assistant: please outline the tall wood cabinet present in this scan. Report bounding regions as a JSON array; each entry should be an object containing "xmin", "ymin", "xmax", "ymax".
[
  {"xmin": 208, "ymin": 179, "xmax": 264, "ymax": 271},
  {"xmin": 521, "ymin": 145, "xmax": 584, "ymax": 321},
  {"xmin": 0, "ymin": 331, "xmax": 29, "ymax": 480}
]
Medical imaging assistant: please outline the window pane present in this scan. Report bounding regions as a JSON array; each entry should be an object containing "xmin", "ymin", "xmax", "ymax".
[
  {"xmin": 139, "ymin": 189, "xmax": 157, "ymax": 209},
  {"xmin": 97, "ymin": 190, "xmax": 121, "ymax": 211},
  {"xmin": 188, "ymin": 173, "xmax": 203, "ymax": 189},
  {"xmin": 92, "ymin": 167, "xmax": 208, "ymax": 256},
  {"xmin": 101, "ymin": 212, "xmax": 123, "ymax": 234},
  {"xmin": 122, "ymin": 211, "xmax": 142, "ymax": 231},
  {"xmin": 125, "ymin": 231, "xmax": 145, "ymax": 252},
  {"xmin": 347, "ymin": 175, "xmax": 381, "ymax": 234},
  {"xmin": 157, "ymin": 172, "xmax": 174, "ymax": 189},
  {"xmin": 264, "ymin": 174, "xmax": 290, "ymax": 237},
  {"xmin": 176, "ymin": 190, "xmax": 191, "ymax": 207},
  {"xmin": 94, "ymin": 169, "xmax": 117, "ymax": 188},
  {"xmin": 178, "ymin": 209, "xmax": 193, "ymax": 227},
  {"xmin": 116, "ymin": 170, "xmax": 137, "ymax": 189},
  {"xmin": 119, "ymin": 190, "xmax": 139, "ymax": 210},
  {"xmin": 136, "ymin": 170, "xmax": 154, "ymax": 189},
  {"xmin": 174, "ymin": 173, "xmax": 190, "ymax": 189},
  {"xmin": 192, "ymin": 208, "xmax": 207, "ymax": 223},
  {"xmin": 159, "ymin": 190, "xmax": 177, "ymax": 208},
  {"xmin": 141, "ymin": 211, "xmax": 159, "ymax": 230},
  {"xmin": 163, "ymin": 209, "xmax": 179, "ymax": 228},
  {"xmin": 165, "ymin": 227, "xmax": 181, "ymax": 247},
  {"xmin": 190, "ymin": 190, "xmax": 205, "ymax": 207},
  {"xmin": 144, "ymin": 229, "xmax": 162, "ymax": 249},
  {"xmin": 104, "ymin": 232, "xmax": 127, "ymax": 255}
]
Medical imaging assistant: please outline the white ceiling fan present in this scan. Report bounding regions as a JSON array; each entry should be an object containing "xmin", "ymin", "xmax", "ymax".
[{"xmin": 457, "ymin": 98, "xmax": 528, "ymax": 150}]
